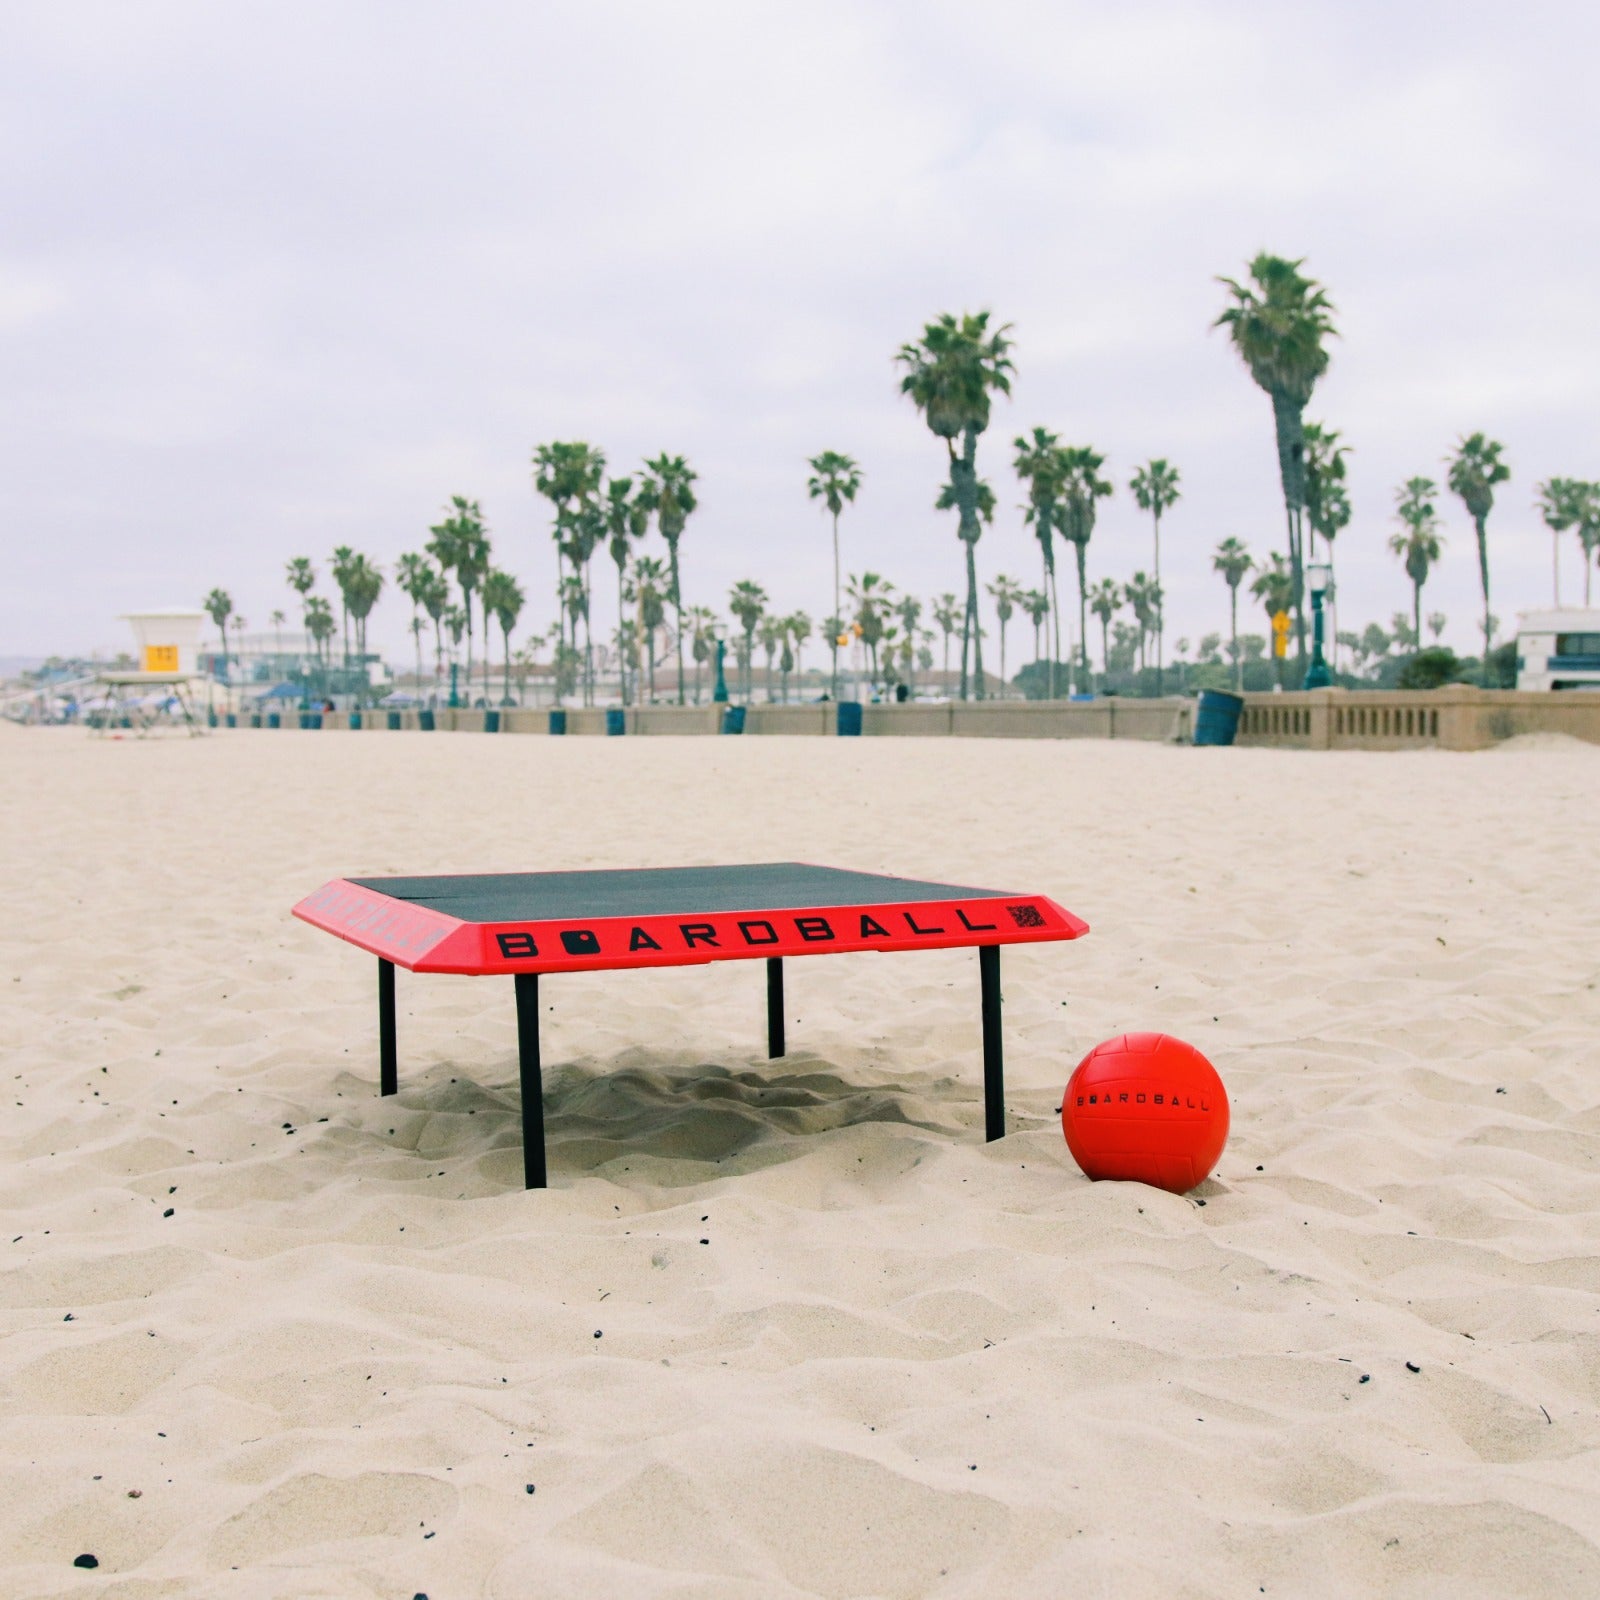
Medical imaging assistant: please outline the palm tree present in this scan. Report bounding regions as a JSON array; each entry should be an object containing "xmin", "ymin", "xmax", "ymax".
[
  {"xmin": 330, "ymin": 545, "xmax": 356, "ymax": 665},
  {"xmin": 807, "ymin": 451, "xmax": 862, "ymax": 699},
  {"xmin": 1578, "ymin": 484, "xmax": 1600, "ymax": 604},
  {"xmin": 203, "ymin": 588, "xmax": 233, "ymax": 676},
  {"xmin": 1212, "ymin": 537, "xmax": 1253, "ymax": 691},
  {"xmin": 642, "ymin": 453, "xmax": 698, "ymax": 703},
  {"xmin": 1019, "ymin": 588, "xmax": 1050, "ymax": 670},
  {"xmin": 603, "ymin": 476, "xmax": 647, "ymax": 703},
  {"xmin": 845, "ymin": 572, "xmax": 894, "ymax": 692},
  {"xmin": 415, "ymin": 567, "xmax": 449, "ymax": 689},
  {"xmin": 985, "ymin": 575, "xmax": 1022, "ymax": 692},
  {"xmin": 931, "ymin": 593, "xmax": 960, "ymax": 683},
  {"xmin": 1013, "ymin": 427, "xmax": 1067, "ymax": 696},
  {"xmin": 1536, "ymin": 477, "xmax": 1583, "ymax": 606},
  {"xmin": 1087, "ymin": 578, "xmax": 1121, "ymax": 691},
  {"xmin": 1250, "ymin": 554, "xmax": 1295, "ymax": 688},
  {"xmin": 534, "ymin": 441, "xmax": 607, "ymax": 691},
  {"xmin": 482, "ymin": 568, "xmax": 525, "ymax": 705},
  {"xmin": 1059, "ymin": 446, "xmax": 1114, "ymax": 692},
  {"xmin": 896, "ymin": 310, "xmax": 1015, "ymax": 700},
  {"xmin": 1129, "ymin": 459, "xmax": 1181, "ymax": 691},
  {"xmin": 753, "ymin": 614, "xmax": 779, "ymax": 702},
  {"xmin": 1446, "ymin": 433, "xmax": 1511, "ymax": 682},
  {"xmin": 728, "ymin": 579, "xmax": 768, "ymax": 702},
  {"xmin": 632, "ymin": 556, "xmax": 670, "ymax": 700},
  {"xmin": 684, "ymin": 604, "xmax": 717, "ymax": 703},
  {"xmin": 1215, "ymin": 253, "xmax": 1338, "ymax": 675},
  {"xmin": 426, "ymin": 496, "xmax": 490, "ymax": 696},
  {"xmin": 286, "ymin": 557, "xmax": 316, "ymax": 644},
  {"xmin": 1390, "ymin": 477, "xmax": 1445, "ymax": 646},
  {"xmin": 344, "ymin": 555, "xmax": 383, "ymax": 683},
  {"xmin": 304, "ymin": 596, "xmax": 335, "ymax": 668},
  {"xmin": 443, "ymin": 605, "xmax": 466, "ymax": 677},
  {"xmin": 1302, "ymin": 423, "xmax": 1351, "ymax": 562},
  {"xmin": 395, "ymin": 552, "xmax": 432, "ymax": 688},
  {"xmin": 1125, "ymin": 572, "xmax": 1162, "ymax": 679},
  {"xmin": 784, "ymin": 611, "xmax": 812, "ymax": 701},
  {"xmin": 1427, "ymin": 611, "xmax": 1448, "ymax": 642}
]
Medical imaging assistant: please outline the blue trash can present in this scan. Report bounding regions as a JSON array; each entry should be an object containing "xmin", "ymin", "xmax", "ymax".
[
  {"xmin": 549, "ymin": 709, "xmax": 567, "ymax": 735},
  {"xmin": 267, "ymin": 712, "xmax": 280, "ymax": 729},
  {"xmin": 387, "ymin": 710, "xmax": 401, "ymax": 731},
  {"xmin": 606, "ymin": 708, "xmax": 626, "ymax": 736},
  {"xmin": 300, "ymin": 710, "xmax": 322, "ymax": 730},
  {"xmin": 418, "ymin": 708, "xmax": 434, "ymax": 731},
  {"xmin": 349, "ymin": 711, "xmax": 362, "ymax": 730},
  {"xmin": 225, "ymin": 712, "xmax": 237, "ymax": 729},
  {"xmin": 484, "ymin": 709, "xmax": 500, "ymax": 734},
  {"xmin": 1194, "ymin": 689, "xmax": 1244, "ymax": 747},
  {"xmin": 721, "ymin": 705, "xmax": 746, "ymax": 734},
  {"xmin": 836, "ymin": 700, "xmax": 863, "ymax": 737}
]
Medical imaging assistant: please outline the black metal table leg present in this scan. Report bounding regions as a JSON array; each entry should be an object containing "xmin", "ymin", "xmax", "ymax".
[
  {"xmin": 515, "ymin": 972, "xmax": 547, "ymax": 1189},
  {"xmin": 378, "ymin": 958, "xmax": 397, "ymax": 1097},
  {"xmin": 767, "ymin": 957, "xmax": 785, "ymax": 1059},
  {"xmin": 979, "ymin": 945, "xmax": 1004, "ymax": 1141}
]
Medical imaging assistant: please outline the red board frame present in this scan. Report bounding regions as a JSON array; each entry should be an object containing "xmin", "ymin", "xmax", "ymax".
[{"xmin": 293, "ymin": 877, "xmax": 1089, "ymax": 976}]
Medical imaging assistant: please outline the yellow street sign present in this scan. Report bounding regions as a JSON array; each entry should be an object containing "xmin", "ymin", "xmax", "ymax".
[{"xmin": 1272, "ymin": 610, "xmax": 1290, "ymax": 658}]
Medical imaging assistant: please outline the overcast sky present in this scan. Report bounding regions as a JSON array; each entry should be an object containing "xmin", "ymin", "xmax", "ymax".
[{"xmin": 4, "ymin": 0, "xmax": 1597, "ymax": 666}]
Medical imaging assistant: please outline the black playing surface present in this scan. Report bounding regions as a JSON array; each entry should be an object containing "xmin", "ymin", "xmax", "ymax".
[{"xmin": 349, "ymin": 863, "xmax": 1016, "ymax": 924}]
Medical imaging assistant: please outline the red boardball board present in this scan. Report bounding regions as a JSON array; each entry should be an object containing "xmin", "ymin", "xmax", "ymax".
[
  {"xmin": 292, "ymin": 863, "xmax": 1089, "ymax": 1190},
  {"xmin": 293, "ymin": 862, "xmax": 1089, "ymax": 976}
]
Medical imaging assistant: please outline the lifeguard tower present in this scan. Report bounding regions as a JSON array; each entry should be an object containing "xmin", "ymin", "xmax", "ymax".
[{"xmin": 93, "ymin": 609, "xmax": 208, "ymax": 734}]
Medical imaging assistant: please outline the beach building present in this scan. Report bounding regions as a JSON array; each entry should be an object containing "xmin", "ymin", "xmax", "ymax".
[{"xmin": 1515, "ymin": 608, "xmax": 1600, "ymax": 691}]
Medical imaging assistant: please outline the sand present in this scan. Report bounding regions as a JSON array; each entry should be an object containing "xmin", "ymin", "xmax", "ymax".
[{"xmin": 2, "ymin": 723, "xmax": 1598, "ymax": 1598}]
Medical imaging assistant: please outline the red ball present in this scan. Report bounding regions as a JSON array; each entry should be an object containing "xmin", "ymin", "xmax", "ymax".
[{"xmin": 1061, "ymin": 1033, "xmax": 1229, "ymax": 1194}]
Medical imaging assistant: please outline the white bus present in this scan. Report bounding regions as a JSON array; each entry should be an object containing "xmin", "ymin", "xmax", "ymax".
[{"xmin": 1516, "ymin": 609, "xmax": 1600, "ymax": 691}]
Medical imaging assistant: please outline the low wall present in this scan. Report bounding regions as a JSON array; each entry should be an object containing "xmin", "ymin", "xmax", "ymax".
[{"xmin": 249, "ymin": 690, "xmax": 1600, "ymax": 750}]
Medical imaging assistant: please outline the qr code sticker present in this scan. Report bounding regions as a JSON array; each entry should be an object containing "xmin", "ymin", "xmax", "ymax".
[{"xmin": 1007, "ymin": 904, "xmax": 1046, "ymax": 928}]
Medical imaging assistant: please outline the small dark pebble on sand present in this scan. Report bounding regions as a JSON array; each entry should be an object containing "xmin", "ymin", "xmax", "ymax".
[
  {"xmin": 74, "ymin": 1554, "xmax": 98, "ymax": 1569},
  {"xmin": 1359, "ymin": 1374, "xmax": 1371, "ymax": 1384},
  {"xmin": 163, "ymin": 1209, "xmax": 174, "ymax": 1218},
  {"xmin": 525, "ymin": 1484, "xmax": 535, "ymax": 1494},
  {"xmin": 593, "ymin": 1330, "xmax": 602, "ymax": 1338},
  {"xmin": 1406, "ymin": 1362, "xmax": 1421, "ymax": 1373},
  {"xmin": 63, "ymin": 1313, "xmax": 74, "ymax": 1321}
]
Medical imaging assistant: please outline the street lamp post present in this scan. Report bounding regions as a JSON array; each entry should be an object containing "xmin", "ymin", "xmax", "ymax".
[
  {"xmin": 712, "ymin": 639, "xmax": 729, "ymax": 704},
  {"xmin": 1305, "ymin": 561, "xmax": 1333, "ymax": 690}
]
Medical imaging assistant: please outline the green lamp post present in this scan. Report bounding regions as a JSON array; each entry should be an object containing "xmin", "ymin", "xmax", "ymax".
[
  {"xmin": 448, "ymin": 660, "xmax": 460, "ymax": 708},
  {"xmin": 712, "ymin": 638, "xmax": 729, "ymax": 704},
  {"xmin": 1305, "ymin": 561, "xmax": 1333, "ymax": 690}
]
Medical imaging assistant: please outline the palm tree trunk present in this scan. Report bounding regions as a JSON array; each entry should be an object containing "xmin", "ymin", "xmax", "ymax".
[
  {"xmin": 1042, "ymin": 541, "xmax": 1055, "ymax": 701},
  {"xmin": 1049, "ymin": 564, "xmax": 1062, "ymax": 700},
  {"xmin": 615, "ymin": 562, "xmax": 628, "ymax": 705},
  {"xmin": 1270, "ymin": 391, "xmax": 1308, "ymax": 676},
  {"xmin": 1230, "ymin": 588, "xmax": 1241, "ymax": 692},
  {"xmin": 1153, "ymin": 509, "xmax": 1164, "ymax": 695},
  {"xmin": 998, "ymin": 619, "xmax": 1007, "ymax": 689},
  {"xmin": 1475, "ymin": 514, "xmax": 1492, "ymax": 686},
  {"xmin": 1413, "ymin": 581, "xmax": 1422, "ymax": 649},
  {"xmin": 1100, "ymin": 617, "xmax": 1110, "ymax": 691},
  {"xmin": 831, "ymin": 510, "xmax": 841, "ymax": 700},
  {"xmin": 504, "ymin": 625, "xmax": 512, "ymax": 706},
  {"xmin": 963, "ymin": 542, "xmax": 984, "ymax": 700},
  {"xmin": 1075, "ymin": 543, "xmax": 1090, "ymax": 694}
]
